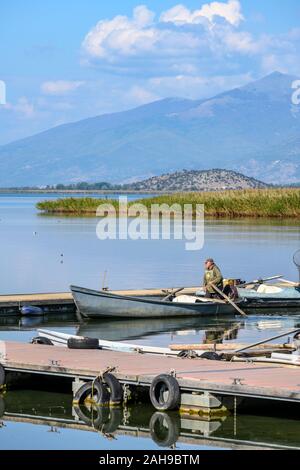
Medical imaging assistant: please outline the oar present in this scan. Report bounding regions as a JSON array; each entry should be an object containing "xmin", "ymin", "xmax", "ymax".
[
  {"xmin": 210, "ymin": 283, "xmax": 248, "ymax": 317},
  {"xmin": 237, "ymin": 275, "xmax": 283, "ymax": 288},
  {"xmin": 162, "ymin": 288, "xmax": 184, "ymax": 301},
  {"xmin": 233, "ymin": 328, "xmax": 300, "ymax": 354}
]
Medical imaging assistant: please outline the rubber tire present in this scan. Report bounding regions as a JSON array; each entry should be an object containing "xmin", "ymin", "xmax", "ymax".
[
  {"xmin": 67, "ymin": 337, "xmax": 99, "ymax": 350},
  {"xmin": 149, "ymin": 412, "xmax": 180, "ymax": 448},
  {"xmin": 0, "ymin": 396, "xmax": 5, "ymax": 418},
  {"xmin": 30, "ymin": 336, "xmax": 53, "ymax": 345},
  {"xmin": 0, "ymin": 364, "xmax": 5, "ymax": 387},
  {"xmin": 178, "ymin": 350, "xmax": 198, "ymax": 359},
  {"xmin": 200, "ymin": 351, "xmax": 221, "ymax": 361},
  {"xmin": 149, "ymin": 374, "xmax": 180, "ymax": 411},
  {"xmin": 103, "ymin": 372, "xmax": 123, "ymax": 405},
  {"xmin": 74, "ymin": 379, "xmax": 110, "ymax": 405},
  {"xmin": 73, "ymin": 404, "xmax": 110, "ymax": 429}
]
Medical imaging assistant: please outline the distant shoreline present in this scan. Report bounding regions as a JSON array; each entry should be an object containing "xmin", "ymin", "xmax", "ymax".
[{"xmin": 0, "ymin": 189, "xmax": 164, "ymax": 195}]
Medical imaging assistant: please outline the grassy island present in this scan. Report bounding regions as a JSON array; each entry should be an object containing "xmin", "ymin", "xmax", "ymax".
[{"xmin": 36, "ymin": 188, "xmax": 300, "ymax": 218}]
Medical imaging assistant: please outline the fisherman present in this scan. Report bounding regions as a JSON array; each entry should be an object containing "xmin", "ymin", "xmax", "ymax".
[{"xmin": 203, "ymin": 258, "xmax": 224, "ymax": 298}]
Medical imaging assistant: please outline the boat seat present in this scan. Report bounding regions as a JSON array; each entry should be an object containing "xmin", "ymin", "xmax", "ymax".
[
  {"xmin": 173, "ymin": 295, "xmax": 204, "ymax": 304},
  {"xmin": 256, "ymin": 285, "xmax": 283, "ymax": 294},
  {"xmin": 172, "ymin": 295, "xmax": 220, "ymax": 304}
]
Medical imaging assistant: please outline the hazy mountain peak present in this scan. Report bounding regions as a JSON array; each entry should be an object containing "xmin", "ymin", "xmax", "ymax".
[{"xmin": 241, "ymin": 71, "xmax": 298, "ymax": 99}]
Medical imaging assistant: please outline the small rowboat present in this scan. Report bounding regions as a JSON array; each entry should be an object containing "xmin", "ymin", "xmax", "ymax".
[
  {"xmin": 70, "ymin": 285, "xmax": 238, "ymax": 319},
  {"xmin": 237, "ymin": 285, "xmax": 300, "ymax": 308}
]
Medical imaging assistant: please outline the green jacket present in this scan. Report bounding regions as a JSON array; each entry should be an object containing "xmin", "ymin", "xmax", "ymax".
[{"xmin": 203, "ymin": 264, "xmax": 223, "ymax": 293}]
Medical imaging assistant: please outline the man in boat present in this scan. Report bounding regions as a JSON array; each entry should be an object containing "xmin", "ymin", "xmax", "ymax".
[{"xmin": 203, "ymin": 258, "xmax": 224, "ymax": 299}]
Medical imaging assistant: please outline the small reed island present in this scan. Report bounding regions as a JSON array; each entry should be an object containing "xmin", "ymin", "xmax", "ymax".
[{"xmin": 36, "ymin": 188, "xmax": 300, "ymax": 219}]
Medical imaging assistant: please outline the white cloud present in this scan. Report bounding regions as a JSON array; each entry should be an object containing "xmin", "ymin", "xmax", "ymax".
[
  {"xmin": 4, "ymin": 97, "xmax": 35, "ymax": 118},
  {"xmin": 41, "ymin": 80, "xmax": 85, "ymax": 95},
  {"xmin": 82, "ymin": 5, "xmax": 159, "ymax": 59},
  {"xmin": 80, "ymin": 2, "xmax": 255, "ymax": 72},
  {"xmin": 160, "ymin": 0, "xmax": 244, "ymax": 27}
]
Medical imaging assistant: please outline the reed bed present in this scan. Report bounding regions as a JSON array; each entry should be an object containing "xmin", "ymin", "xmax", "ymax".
[{"xmin": 36, "ymin": 189, "xmax": 300, "ymax": 218}]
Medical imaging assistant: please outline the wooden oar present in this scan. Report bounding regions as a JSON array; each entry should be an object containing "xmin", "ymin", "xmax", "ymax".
[
  {"xmin": 162, "ymin": 288, "xmax": 184, "ymax": 301},
  {"xmin": 237, "ymin": 275, "xmax": 283, "ymax": 288},
  {"xmin": 210, "ymin": 283, "xmax": 248, "ymax": 317}
]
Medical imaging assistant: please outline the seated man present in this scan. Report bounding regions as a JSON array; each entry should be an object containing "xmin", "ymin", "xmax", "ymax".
[{"xmin": 203, "ymin": 258, "xmax": 224, "ymax": 298}]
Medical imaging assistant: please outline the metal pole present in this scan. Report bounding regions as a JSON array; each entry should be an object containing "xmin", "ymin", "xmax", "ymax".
[{"xmin": 234, "ymin": 329, "xmax": 300, "ymax": 354}]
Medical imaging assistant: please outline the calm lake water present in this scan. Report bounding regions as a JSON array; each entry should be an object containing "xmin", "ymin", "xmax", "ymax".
[{"xmin": 0, "ymin": 193, "xmax": 300, "ymax": 450}]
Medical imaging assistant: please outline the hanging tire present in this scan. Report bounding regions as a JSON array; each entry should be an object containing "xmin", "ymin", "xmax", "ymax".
[
  {"xmin": 67, "ymin": 337, "xmax": 99, "ymax": 350},
  {"xmin": 73, "ymin": 379, "xmax": 110, "ymax": 406},
  {"xmin": 103, "ymin": 372, "xmax": 123, "ymax": 406},
  {"xmin": 149, "ymin": 412, "xmax": 180, "ymax": 448},
  {"xmin": 31, "ymin": 336, "xmax": 53, "ymax": 346},
  {"xmin": 200, "ymin": 351, "xmax": 222, "ymax": 361},
  {"xmin": 0, "ymin": 364, "xmax": 5, "ymax": 387},
  {"xmin": 149, "ymin": 374, "xmax": 180, "ymax": 411}
]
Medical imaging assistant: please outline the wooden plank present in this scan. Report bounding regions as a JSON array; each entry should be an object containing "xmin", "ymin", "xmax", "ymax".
[{"xmin": 170, "ymin": 343, "xmax": 294, "ymax": 351}]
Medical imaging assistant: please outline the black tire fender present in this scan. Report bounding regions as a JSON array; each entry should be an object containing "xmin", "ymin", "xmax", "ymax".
[
  {"xmin": 73, "ymin": 379, "xmax": 110, "ymax": 406},
  {"xmin": 103, "ymin": 372, "xmax": 123, "ymax": 406},
  {"xmin": 149, "ymin": 374, "xmax": 180, "ymax": 411},
  {"xmin": 200, "ymin": 351, "xmax": 222, "ymax": 361},
  {"xmin": 0, "ymin": 364, "xmax": 5, "ymax": 387},
  {"xmin": 31, "ymin": 336, "xmax": 53, "ymax": 346},
  {"xmin": 149, "ymin": 412, "xmax": 180, "ymax": 447},
  {"xmin": 67, "ymin": 337, "xmax": 99, "ymax": 350}
]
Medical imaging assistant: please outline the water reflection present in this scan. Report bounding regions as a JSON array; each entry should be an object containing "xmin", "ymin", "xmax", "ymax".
[
  {"xmin": 1, "ymin": 391, "xmax": 300, "ymax": 450},
  {"xmin": 1, "ymin": 313, "xmax": 300, "ymax": 350}
]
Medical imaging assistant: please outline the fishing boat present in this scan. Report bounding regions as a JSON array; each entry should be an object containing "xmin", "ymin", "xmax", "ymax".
[
  {"xmin": 70, "ymin": 285, "xmax": 238, "ymax": 319},
  {"xmin": 237, "ymin": 284, "xmax": 300, "ymax": 308}
]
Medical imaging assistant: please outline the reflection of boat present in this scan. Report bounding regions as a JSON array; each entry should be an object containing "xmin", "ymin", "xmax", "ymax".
[
  {"xmin": 238, "ymin": 285, "xmax": 300, "ymax": 308},
  {"xmin": 0, "ymin": 313, "xmax": 77, "ymax": 331},
  {"xmin": 77, "ymin": 316, "xmax": 239, "ymax": 342},
  {"xmin": 70, "ymin": 285, "xmax": 237, "ymax": 319}
]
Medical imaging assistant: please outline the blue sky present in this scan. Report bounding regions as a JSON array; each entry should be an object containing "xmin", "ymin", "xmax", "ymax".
[{"xmin": 1, "ymin": 0, "xmax": 300, "ymax": 144}]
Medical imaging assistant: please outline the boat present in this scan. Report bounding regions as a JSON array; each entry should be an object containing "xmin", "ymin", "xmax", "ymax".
[
  {"xmin": 20, "ymin": 305, "xmax": 44, "ymax": 316},
  {"xmin": 70, "ymin": 285, "xmax": 238, "ymax": 319},
  {"xmin": 237, "ymin": 284, "xmax": 300, "ymax": 308}
]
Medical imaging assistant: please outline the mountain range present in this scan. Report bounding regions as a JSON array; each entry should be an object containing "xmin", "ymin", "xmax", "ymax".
[{"xmin": 0, "ymin": 71, "xmax": 299, "ymax": 186}]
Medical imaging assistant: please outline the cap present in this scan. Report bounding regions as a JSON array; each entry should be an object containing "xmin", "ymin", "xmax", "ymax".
[{"xmin": 205, "ymin": 258, "xmax": 214, "ymax": 263}]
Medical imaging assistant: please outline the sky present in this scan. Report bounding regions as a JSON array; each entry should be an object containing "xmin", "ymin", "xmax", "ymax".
[{"xmin": 1, "ymin": 0, "xmax": 300, "ymax": 145}]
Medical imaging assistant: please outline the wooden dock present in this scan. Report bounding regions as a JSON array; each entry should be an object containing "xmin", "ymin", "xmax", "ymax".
[{"xmin": 1, "ymin": 341, "xmax": 300, "ymax": 414}]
